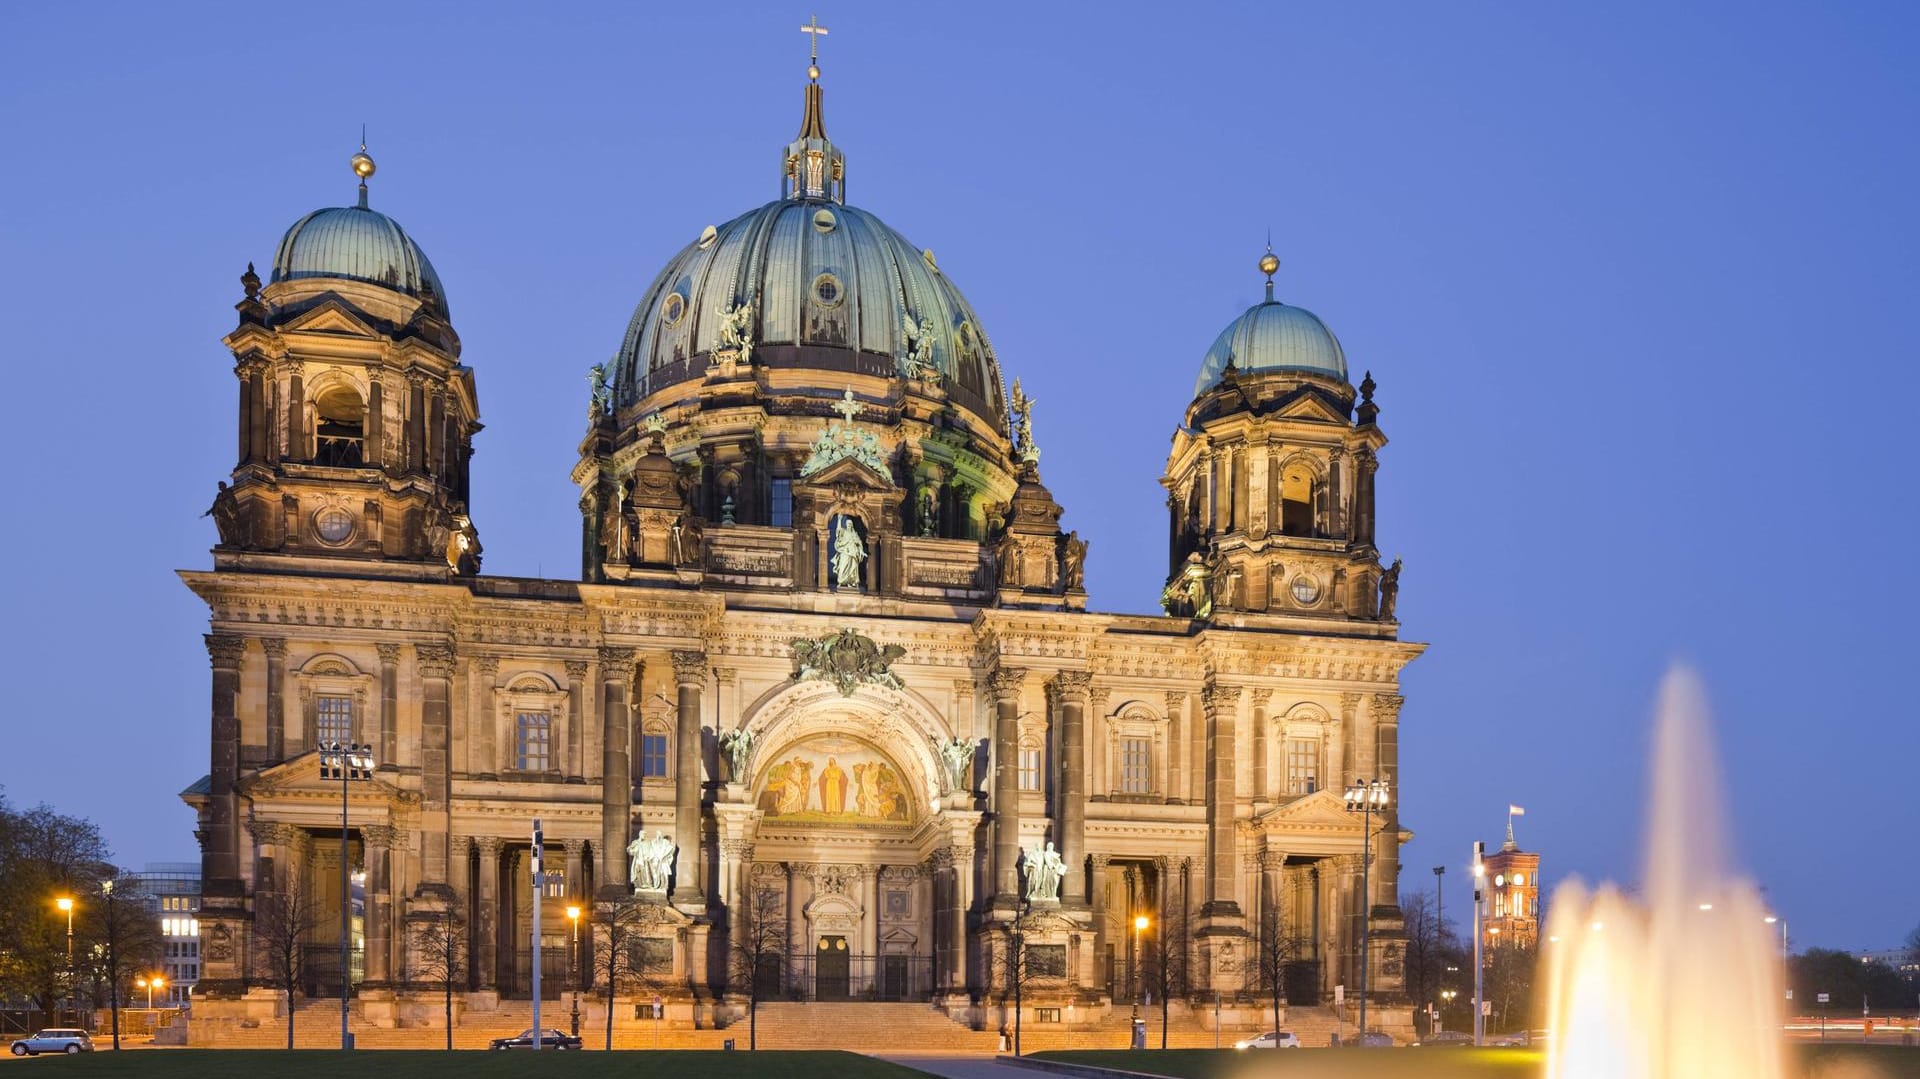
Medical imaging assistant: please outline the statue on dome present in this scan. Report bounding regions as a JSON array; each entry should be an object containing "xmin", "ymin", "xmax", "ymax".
[
  {"xmin": 671, "ymin": 510, "xmax": 705, "ymax": 567},
  {"xmin": 1161, "ymin": 550, "xmax": 1215, "ymax": 620},
  {"xmin": 902, "ymin": 313, "xmax": 939, "ymax": 381},
  {"xmin": 585, "ymin": 362, "xmax": 612, "ymax": 420},
  {"xmin": 204, "ymin": 481, "xmax": 245, "ymax": 548},
  {"xmin": 1060, "ymin": 530, "xmax": 1087, "ymax": 593},
  {"xmin": 995, "ymin": 530, "xmax": 1022, "ymax": 588},
  {"xmin": 1378, "ymin": 557, "xmax": 1402, "ymax": 622},
  {"xmin": 831, "ymin": 517, "xmax": 866, "ymax": 590},
  {"xmin": 717, "ymin": 299, "xmax": 756, "ymax": 365}
]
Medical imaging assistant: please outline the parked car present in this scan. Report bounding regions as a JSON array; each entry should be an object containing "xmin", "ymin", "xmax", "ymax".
[
  {"xmin": 488, "ymin": 1028, "xmax": 582, "ymax": 1050},
  {"xmin": 1488, "ymin": 1031, "xmax": 1534, "ymax": 1047},
  {"xmin": 1351, "ymin": 1030, "xmax": 1396, "ymax": 1047},
  {"xmin": 1415, "ymin": 1030, "xmax": 1476, "ymax": 1047},
  {"xmin": 10, "ymin": 1029, "xmax": 94, "ymax": 1055},
  {"xmin": 1234, "ymin": 1030, "xmax": 1302, "ymax": 1049}
]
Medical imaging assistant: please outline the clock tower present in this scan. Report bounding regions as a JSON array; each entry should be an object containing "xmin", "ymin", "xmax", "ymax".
[{"xmin": 210, "ymin": 148, "xmax": 481, "ymax": 575}]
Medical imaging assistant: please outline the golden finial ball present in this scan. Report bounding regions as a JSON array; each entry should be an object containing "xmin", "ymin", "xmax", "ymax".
[
  {"xmin": 351, "ymin": 151, "xmax": 377, "ymax": 180},
  {"xmin": 1259, "ymin": 252, "xmax": 1281, "ymax": 277},
  {"xmin": 808, "ymin": 63, "xmax": 821, "ymax": 80}
]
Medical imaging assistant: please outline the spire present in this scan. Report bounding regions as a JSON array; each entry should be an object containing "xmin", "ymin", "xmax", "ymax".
[
  {"xmin": 350, "ymin": 127, "xmax": 376, "ymax": 209},
  {"xmin": 783, "ymin": 16, "xmax": 845, "ymax": 203}
]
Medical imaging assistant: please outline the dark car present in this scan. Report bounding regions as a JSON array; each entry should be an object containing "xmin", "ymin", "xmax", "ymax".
[{"xmin": 489, "ymin": 1028, "xmax": 582, "ymax": 1050}]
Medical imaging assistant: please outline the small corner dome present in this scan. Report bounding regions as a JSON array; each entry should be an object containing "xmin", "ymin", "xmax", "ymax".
[
  {"xmin": 270, "ymin": 205, "xmax": 448, "ymax": 316},
  {"xmin": 1192, "ymin": 299, "xmax": 1347, "ymax": 398}
]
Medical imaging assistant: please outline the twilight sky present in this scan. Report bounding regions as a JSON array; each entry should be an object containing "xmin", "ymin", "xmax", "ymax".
[{"xmin": 1, "ymin": 2, "xmax": 1914, "ymax": 951}]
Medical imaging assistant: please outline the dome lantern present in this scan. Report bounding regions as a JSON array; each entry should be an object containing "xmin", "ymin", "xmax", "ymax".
[{"xmin": 783, "ymin": 16, "xmax": 846, "ymax": 203}]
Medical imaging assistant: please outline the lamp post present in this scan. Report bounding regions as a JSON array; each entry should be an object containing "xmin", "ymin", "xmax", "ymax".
[
  {"xmin": 1132, "ymin": 914, "xmax": 1149, "ymax": 1048},
  {"xmin": 566, "ymin": 905, "xmax": 582, "ymax": 1037},
  {"xmin": 1343, "ymin": 778, "xmax": 1390, "ymax": 1042},
  {"xmin": 54, "ymin": 897, "xmax": 74, "ymax": 1026},
  {"xmin": 319, "ymin": 740, "xmax": 374, "ymax": 1050},
  {"xmin": 1472, "ymin": 841, "xmax": 1486, "ymax": 1047},
  {"xmin": 136, "ymin": 975, "xmax": 164, "ymax": 1010}
]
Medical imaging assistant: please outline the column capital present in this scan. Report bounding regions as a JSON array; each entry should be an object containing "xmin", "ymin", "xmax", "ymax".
[
  {"xmin": 1089, "ymin": 853, "xmax": 1111, "ymax": 869},
  {"xmin": 415, "ymin": 642, "xmax": 457, "ymax": 680},
  {"xmin": 375, "ymin": 642, "xmax": 401, "ymax": 665},
  {"xmin": 989, "ymin": 667, "xmax": 1027, "ymax": 701},
  {"xmin": 1259, "ymin": 849, "xmax": 1289, "ymax": 870},
  {"xmin": 205, "ymin": 634, "xmax": 247, "ymax": 669},
  {"xmin": 473, "ymin": 835, "xmax": 504, "ymax": 857},
  {"xmin": 670, "ymin": 650, "xmax": 707, "ymax": 687},
  {"xmin": 1204, "ymin": 683, "xmax": 1243, "ymax": 714},
  {"xmin": 598, "ymin": 646, "xmax": 637, "ymax": 675},
  {"xmin": 246, "ymin": 819, "xmax": 303, "ymax": 847},
  {"xmin": 1050, "ymin": 670, "xmax": 1092, "ymax": 699},
  {"xmin": 713, "ymin": 667, "xmax": 737, "ymax": 687},
  {"xmin": 1340, "ymin": 691, "xmax": 1362, "ymax": 718},
  {"xmin": 260, "ymin": 637, "xmax": 288, "ymax": 660},
  {"xmin": 1164, "ymin": 690, "xmax": 1187, "ymax": 714},
  {"xmin": 564, "ymin": 659, "xmax": 589, "ymax": 681},
  {"xmin": 471, "ymin": 654, "xmax": 500, "ymax": 677},
  {"xmin": 361, "ymin": 824, "xmax": 400, "ymax": 849},
  {"xmin": 1087, "ymin": 685, "xmax": 1111, "ymax": 711},
  {"xmin": 1371, "ymin": 693, "xmax": 1406, "ymax": 724},
  {"xmin": 1249, "ymin": 688, "xmax": 1273, "ymax": 708}
]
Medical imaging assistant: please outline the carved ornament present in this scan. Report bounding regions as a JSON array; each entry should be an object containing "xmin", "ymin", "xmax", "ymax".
[
  {"xmin": 205, "ymin": 634, "xmax": 247, "ymax": 668},
  {"xmin": 790, "ymin": 629, "xmax": 905, "ymax": 697},
  {"xmin": 670, "ymin": 650, "xmax": 707, "ymax": 687},
  {"xmin": 415, "ymin": 642, "xmax": 456, "ymax": 680}
]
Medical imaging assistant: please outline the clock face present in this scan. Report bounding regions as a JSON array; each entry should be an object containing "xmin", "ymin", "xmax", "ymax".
[
  {"xmin": 1494, "ymin": 873, "xmax": 1506, "ymax": 887},
  {"xmin": 314, "ymin": 507, "xmax": 354, "ymax": 545},
  {"xmin": 1514, "ymin": 873, "xmax": 1526, "ymax": 886},
  {"xmin": 1290, "ymin": 576, "xmax": 1320, "ymax": 605}
]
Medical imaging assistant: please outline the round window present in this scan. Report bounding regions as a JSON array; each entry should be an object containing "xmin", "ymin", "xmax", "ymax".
[
  {"xmin": 661, "ymin": 292, "xmax": 687, "ymax": 326},
  {"xmin": 812, "ymin": 208, "xmax": 837, "ymax": 233},
  {"xmin": 314, "ymin": 507, "xmax": 354, "ymax": 545},
  {"xmin": 1290, "ymin": 575, "xmax": 1320, "ymax": 605},
  {"xmin": 813, "ymin": 273, "xmax": 844, "ymax": 308}
]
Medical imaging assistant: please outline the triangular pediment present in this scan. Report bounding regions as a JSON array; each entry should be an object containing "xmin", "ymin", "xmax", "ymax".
[
  {"xmin": 282, "ymin": 299, "xmax": 381, "ymax": 339},
  {"xmin": 1275, "ymin": 394, "xmax": 1350, "ymax": 424},
  {"xmin": 797, "ymin": 454, "xmax": 894, "ymax": 491},
  {"xmin": 241, "ymin": 750, "xmax": 409, "ymax": 803},
  {"xmin": 1256, "ymin": 788, "xmax": 1366, "ymax": 831}
]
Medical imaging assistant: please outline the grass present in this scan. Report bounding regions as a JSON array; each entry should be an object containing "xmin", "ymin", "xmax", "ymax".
[
  {"xmin": 1032, "ymin": 1044, "xmax": 1920, "ymax": 1079},
  {"xmin": 7, "ymin": 1049, "xmax": 926, "ymax": 1079}
]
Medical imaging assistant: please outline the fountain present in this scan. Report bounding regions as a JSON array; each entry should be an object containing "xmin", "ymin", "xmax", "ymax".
[{"xmin": 1543, "ymin": 666, "xmax": 1787, "ymax": 1079}]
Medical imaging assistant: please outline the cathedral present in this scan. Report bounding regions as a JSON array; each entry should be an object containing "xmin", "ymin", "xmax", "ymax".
[{"xmin": 181, "ymin": 39, "xmax": 1424, "ymax": 1043}]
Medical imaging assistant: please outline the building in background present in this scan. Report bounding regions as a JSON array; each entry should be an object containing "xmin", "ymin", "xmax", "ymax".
[
  {"xmin": 134, "ymin": 862, "xmax": 202, "ymax": 1005},
  {"xmin": 1481, "ymin": 813, "xmax": 1541, "ymax": 950}
]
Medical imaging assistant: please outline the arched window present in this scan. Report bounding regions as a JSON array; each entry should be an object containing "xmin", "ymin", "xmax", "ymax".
[
  {"xmin": 313, "ymin": 383, "xmax": 366, "ymax": 467},
  {"xmin": 1280, "ymin": 464, "xmax": 1316, "ymax": 537}
]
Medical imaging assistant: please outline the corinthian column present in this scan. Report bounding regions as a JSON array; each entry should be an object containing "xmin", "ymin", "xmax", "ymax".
[
  {"xmin": 989, "ymin": 667, "xmax": 1025, "ymax": 903},
  {"xmin": 361, "ymin": 824, "xmax": 398, "ymax": 984},
  {"xmin": 375, "ymin": 643, "xmax": 400, "ymax": 768},
  {"xmin": 564, "ymin": 660, "xmax": 589, "ymax": 783},
  {"xmin": 262, "ymin": 638, "xmax": 287, "ymax": 763},
  {"xmin": 1370, "ymin": 693, "xmax": 1405, "ymax": 909},
  {"xmin": 1051, "ymin": 671, "xmax": 1091, "ymax": 904},
  {"xmin": 415, "ymin": 642, "xmax": 456, "ymax": 894},
  {"xmin": 1202, "ymin": 683, "xmax": 1243, "ymax": 917},
  {"xmin": 670, "ymin": 650, "xmax": 707, "ymax": 906},
  {"xmin": 598, "ymin": 648, "xmax": 636, "ymax": 896},
  {"xmin": 204, "ymin": 635, "xmax": 247, "ymax": 896}
]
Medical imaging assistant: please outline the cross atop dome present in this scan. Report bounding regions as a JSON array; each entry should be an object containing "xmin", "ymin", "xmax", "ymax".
[
  {"xmin": 783, "ymin": 16, "xmax": 846, "ymax": 202},
  {"xmin": 801, "ymin": 14, "xmax": 829, "ymax": 81}
]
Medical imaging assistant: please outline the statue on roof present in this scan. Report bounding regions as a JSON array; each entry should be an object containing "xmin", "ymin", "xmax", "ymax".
[
  {"xmin": 716, "ymin": 299, "xmax": 756, "ymax": 365},
  {"xmin": 903, "ymin": 313, "xmax": 939, "ymax": 381}
]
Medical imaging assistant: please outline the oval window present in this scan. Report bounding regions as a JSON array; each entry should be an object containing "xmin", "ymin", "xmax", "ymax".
[
  {"xmin": 813, "ymin": 273, "xmax": 844, "ymax": 308},
  {"xmin": 813, "ymin": 208, "xmax": 837, "ymax": 233},
  {"xmin": 661, "ymin": 292, "xmax": 687, "ymax": 326},
  {"xmin": 1290, "ymin": 575, "xmax": 1321, "ymax": 606},
  {"xmin": 314, "ymin": 507, "xmax": 354, "ymax": 545}
]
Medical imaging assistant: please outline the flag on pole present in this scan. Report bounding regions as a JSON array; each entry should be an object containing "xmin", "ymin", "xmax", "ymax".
[{"xmin": 1508, "ymin": 805, "xmax": 1526, "ymax": 816}]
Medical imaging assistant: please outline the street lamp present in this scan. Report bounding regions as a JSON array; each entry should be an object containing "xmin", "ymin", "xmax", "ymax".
[
  {"xmin": 566, "ymin": 905, "xmax": 583, "ymax": 1037},
  {"xmin": 136, "ymin": 975, "xmax": 165, "ymax": 1010},
  {"xmin": 319, "ymin": 740, "xmax": 374, "ymax": 1051},
  {"xmin": 1132, "ymin": 914, "xmax": 1150, "ymax": 1045},
  {"xmin": 1343, "ymin": 778, "xmax": 1390, "ymax": 1043},
  {"xmin": 1472, "ymin": 842, "xmax": 1486, "ymax": 1047}
]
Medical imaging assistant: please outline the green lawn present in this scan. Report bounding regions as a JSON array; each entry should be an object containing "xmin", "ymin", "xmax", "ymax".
[
  {"xmin": 9, "ymin": 1050, "xmax": 925, "ymax": 1079},
  {"xmin": 1032, "ymin": 1044, "xmax": 1920, "ymax": 1079}
]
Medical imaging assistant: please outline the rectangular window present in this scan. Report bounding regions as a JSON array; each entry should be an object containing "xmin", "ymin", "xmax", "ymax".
[
  {"xmin": 1036, "ymin": 1007, "xmax": 1062, "ymax": 1024},
  {"xmin": 1286, "ymin": 738, "xmax": 1320, "ymax": 796},
  {"xmin": 770, "ymin": 478, "xmax": 793, "ymax": 528},
  {"xmin": 1120, "ymin": 737, "xmax": 1152, "ymax": 795},
  {"xmin": 1018, "ymin": 746, "xmax": 1042, "ymax": 791},
  {"xmin": 316, "ymin": 695, "xmax": 353, "ymax": 747},
  {"xmin": 516, "ymin": 712, "xmax": 552, "ymax": 771},
  {"xmin": 640, "ymin": 731, "xmax": 669, "ymax": 778}
]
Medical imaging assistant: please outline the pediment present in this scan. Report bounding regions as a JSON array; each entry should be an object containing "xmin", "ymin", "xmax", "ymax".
[
  {"xmin": 1274, "ymin": 394, "xmax": 1350, "ymax": 424},
  {"xmin": 282, "ymin": 299, "xmax": 381, "ymax": 339},
  {"xmin": 241, "ymin": 750, "xmax": 410, "ymax": 803},
  {"xmin": 796, "ymin": 454, "xmax": 895, "ymax": 491},
  {"xmin": 1256, "ymin": 788, "xmax": 1366, "ymax": 831}
]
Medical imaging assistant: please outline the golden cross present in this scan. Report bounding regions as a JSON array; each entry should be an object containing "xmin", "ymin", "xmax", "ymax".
[{"xmin": 800, "ymin": 14, "xmax": 830, "ymax": 65}]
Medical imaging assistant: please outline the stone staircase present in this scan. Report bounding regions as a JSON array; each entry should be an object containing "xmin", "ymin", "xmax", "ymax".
[{"xmin": 735, "ymin": 1002, "xmax": 996, "ymax": 1052}]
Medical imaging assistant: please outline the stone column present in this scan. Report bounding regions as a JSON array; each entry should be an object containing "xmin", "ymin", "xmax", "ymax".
[
  {"xmin": 1165, "ymin": 691, "xmax": 1188, "ymax": 802},
  {"xmin": 1259, "ymin": 850, "xmax": 1287, "ymax": 937},
  {"xmin": 1087, "ymin": 686, "xmax": 1111, "ymax": 797},
  {"xmin": 204, "ymin": 635, "xmax": 246, "ymax": 895},
  {"xmin": 784, "ymin": 862, "xmax": 802, "ymax": 982},
  {"xmin": 1370, "ymin": 693, "xmax": 1405, "ymax": 909},
  {"xmin": 1335, "ymin": 693, "xmax": 1359, "ymax": 792},
  {"xmin": 286, "ymin": 368, "xmax": 307, "ymax": 462},
  {"xmin": 416, "ymin": 642, "xmax": 456, "ymax": 894},
  {"xmin": 598, "ymin": 649, "xmax": 636, "ymax": 895},
  {"xmin": 362, "ymin": 824, "xmax": 397, "ymax": 984},
  {"xmin": 989, "ymin": 667, "xmax": 1026, "ymax": 903},
  {"xmin": 670, "ymin": 650, "xmax": 707, "ymax": 906},
  {"xmin": 262, "ymin": 638, "xmax": 287, "ymax": 764},
  {"xmin": 1328, "ymin": 449, "xmax": 1346, "ymax": 539},
  {"xmin": 564, "ymin": 660, "xmax": 588, "ymax": 783},
  {"xmin": 1250, "ymin": 688, "xmax": 1271, "ymax": 800},
  {"xmin": 945, "ymin": 847, "xmax": 972, "ymax": 992},
  {"xmin": 866, "ymin": 867, "xmax": 882, "ymax": 964},
  {"xmin": 375, "ymin": 643, "xmax": 400, "ymax": 768},
  {"xmin": 1088, "ymin": 853, "xmax": 1110, "ymax": 989},
  {"xmin": 1051, "ymin": 671, "xmax": 1090, "ymax": 904},
  {"xmin": 474, "ymin": 837, "xmax": 501, "ymax": 991},
  {"xmin": 405, "ymin": 373, "xmax": 426, "ymax": 474},
  {"xmin": 468, "ymin": 655, "xmax": 497, "ymax": 777},
  {"xmin": 1357, "ymin": 450, "xmax": 1378, "ymax": 547},
  {"xmin": 1202, "ymin": 685, "xmax": 1242, "ymax": 915}
]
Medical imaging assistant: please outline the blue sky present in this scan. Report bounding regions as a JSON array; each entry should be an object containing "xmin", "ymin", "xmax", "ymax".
[{"xmin": 1, "ymin": 2, "xmax": 1914, "ymax": 950}]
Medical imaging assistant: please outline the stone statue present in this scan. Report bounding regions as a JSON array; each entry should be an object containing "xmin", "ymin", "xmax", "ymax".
[
  {"xmin": 452, "ymin": 513, "xmax": 482, "ymax": 575},
  {"xmin": 585, "ymin": 362, "xmax": 611, "ymax": 419},
  {"xmin": 1378, "ymin": 557, "xmax": 1402, "ymax": 622},
  {"xmin": 718, "ymin": 728, "xmax": 755, "ymax": 783},
  {"xmin": 902, "ymin": 313, "xmax": 938, "ymax": 380},
  {"xmin": 627, "ymin": 830, "xmax": 676, "ymax": 895},
  {"xmin": 716, "ymin": 299, "xmax": 756, "ymax": 365},
  {"xmin": 936, "ymin": 736, "xmax": 976, "ymax": 794},
  {"xmin": 204, "ymin": 481, "xmax": 244, "ymax": 547},
  {"xmin": 672, "ymin": 511, "xmax": 705, "ymax": 567},
  {"xmin": 1009, "ymin": 378, "xmax": 1040, "ymax": 464},
  {"xmin": 1160, "ymin": 550, "xmax": 1214, "ymax": 620},
  {"xmin": 995, "ymin": 530, "xmax": 1021, "ymax": 588},
  {"xmin": 423, "ymin": 504, "xmax": 453, "ymax": 566},
  {"xmin": 791, "ymin": 628, "xmax": 907, "ymax": 696},
  {"xmin": 1022, "ymin": 841, "xmax": 1065, "ymax": 902},
  {"xmin": 831, "ymin": 517, "xmax": 866, "ymax": 590},
  {"xmin": 919, "ymin": 488, "xmax": 937, "ymax": 537},
  {"xmin": 1060, "ymin": 530, "xmax": 1087, "ymax": 592}
]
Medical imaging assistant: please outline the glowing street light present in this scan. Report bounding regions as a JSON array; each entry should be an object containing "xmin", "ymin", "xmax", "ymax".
[
  {"xmin": 135, "ymin": 975, "xmax": 165, "ymax": 1009},
  {"xmin": 1132, "ymin": 914, "xmax": 1150, "ymax": 1035},
  {"xmin": 566, "ymin": 904, "xmax": 583, "ymax": 1037},
  {"xmin": 319, "ymin": 740, "xmax": 374, "ymax": 1050},
  {"xmin": 1344, "ymin": 778, "xmax": 1391, "ymax": 1042}
]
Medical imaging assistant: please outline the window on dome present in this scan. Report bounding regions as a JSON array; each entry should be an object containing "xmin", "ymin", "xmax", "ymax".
[
  {"xmin": 313, "ymin": 384, "xmax": 365, "ymax": 467},
  {"xmin": 1279, "ymin": 465, "xmax": 1317, "ymax": 537},
  {"xmin": 813, "ymin": 273, "xmax": 843, "ymax": 308},
  {"xmin": 661, "ymin": 292, "xmax": 687, "ymax": 327}
]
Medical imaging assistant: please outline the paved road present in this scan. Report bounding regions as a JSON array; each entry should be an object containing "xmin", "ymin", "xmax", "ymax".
[{"xmin": 880, "ymin": 1055, "xmax": 1052, "ymax": 1079}]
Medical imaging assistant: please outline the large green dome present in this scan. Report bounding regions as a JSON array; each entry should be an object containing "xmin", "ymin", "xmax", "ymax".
[{"xmin": 1192, "ymin": 298, "xmax": 1347, "ymax": 397}]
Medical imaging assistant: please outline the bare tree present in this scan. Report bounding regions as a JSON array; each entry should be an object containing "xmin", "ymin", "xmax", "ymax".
[
  {"xmin": 252, "ymin": 886, "xmax": 323, "ymax": 1049},
  {"xmin": 726, "ymin": 884, "xmax": 789, "ymax": 1050},
  {"xmin": 1145, "ymin": 903, "xmax": 1190, "ymax": 1049},
  {"xmin": 1248, "ymin": 906, "xmax": 1304, "ymax": 1042},
  {"xmin": 988, "ymin": 915, "xmax": 1056, "ymax": 1057},
  {"xmin": 77, "ymin": 874, "xmax": 163, "ymax": 1050},
  {"xmin": 408, "ymin": 907, "xmax": 468, "ymax": 1050},
  {"xmin": 590, "ymin": 896, "xmax": 663, "ymax": 1051}
]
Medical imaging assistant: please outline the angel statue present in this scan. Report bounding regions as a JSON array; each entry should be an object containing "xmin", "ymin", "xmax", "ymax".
[
  {"xmin": 936, "ymin": 736, "xmax": 977, "ymax": 794},
  {"xmin": 627, "ymin": 830, "xmax": 677, "ymax": 895},
  {"xmin": 585, "ymin": 362, "xmax": 612, "ymax": 419},
  {"xmin": 717, "ymin": 299, "xmax": 756, "ymax": 365},
  {"xmin": 902, "ymin": 313, "xmax": 938, "ymax": 380},
  {"xmin": 831, "ymin": 517, "xmax": 866, "ymax": 590},
  {"xmin": 1009, "ymin": 378, "xmax": 1040, "ymax": 463},
  {"xmin": 1160, "ymin": 550, "xmax": 1215, "ymax": 620},
  {"xmin": 1022, "ymin": 841, "xmax": 1065, "ymax": 903},
  {"xmin": 718, "ymin": 728, "xmax": 756, "ymax": 784}
]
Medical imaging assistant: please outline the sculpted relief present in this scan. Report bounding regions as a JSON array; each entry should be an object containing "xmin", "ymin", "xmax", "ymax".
[{"xmin": 756, "ymin": 734, "xmax": 911, "ymax": 826}]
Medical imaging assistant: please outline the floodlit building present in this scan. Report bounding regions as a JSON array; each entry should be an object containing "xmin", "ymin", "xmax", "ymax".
[{"xmin": 133, "ymin": 863, "xmax": 202, "ymax": 1005}]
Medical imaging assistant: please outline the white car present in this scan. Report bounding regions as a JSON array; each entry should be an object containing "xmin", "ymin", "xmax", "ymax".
[
  {"xmin": 10, "ymin": 1029, "xmax": 93, "ymax": 1055},
  {"xmin": 1234, "ymin": 1030, "xmax": 1301, "ymax": 1049}
]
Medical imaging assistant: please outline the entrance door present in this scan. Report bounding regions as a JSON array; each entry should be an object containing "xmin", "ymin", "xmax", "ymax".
[
  {"xmin": 816, "ymin": 936, "xmax": 850, "ymax": 1000},
  {"xmin": 882, "ymin": 954, "xmax": 908, "ymax": 1000}
]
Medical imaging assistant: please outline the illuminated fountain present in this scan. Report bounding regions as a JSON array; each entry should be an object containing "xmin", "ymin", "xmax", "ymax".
[{"xmin": 1543, "ymin": 667, "xmax": 1786, "ymax": 1079}]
